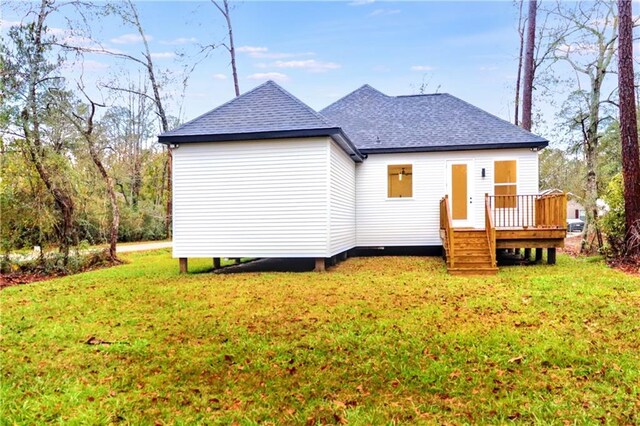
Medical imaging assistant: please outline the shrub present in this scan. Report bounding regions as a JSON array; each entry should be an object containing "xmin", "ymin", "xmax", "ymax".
[
  {"xmin": 601, "ymin": 173, "xmax": 625, "ymax": 257},
  {"xmin": 118, "ymin": 201, "xmax": 167, "ymax": 242}
]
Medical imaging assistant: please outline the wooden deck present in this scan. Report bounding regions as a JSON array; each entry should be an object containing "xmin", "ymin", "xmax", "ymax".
[{"xmin": 440, "ymin": 193, "xmax": 568, "ymax": 275}]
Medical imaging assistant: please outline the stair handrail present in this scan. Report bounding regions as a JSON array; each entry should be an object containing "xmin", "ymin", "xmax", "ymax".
[
  {"xmin": 485, "ymin": 193, "xmax": 497, "ymax": 267},
  {"xmin": 440, "ymin": 195, "xmax": 455, "ymax": 268}
]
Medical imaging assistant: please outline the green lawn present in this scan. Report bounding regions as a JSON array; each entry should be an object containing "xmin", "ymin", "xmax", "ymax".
[{"xmin": 1, "ymin": 251, "xmax": 639, "ymax": 425}]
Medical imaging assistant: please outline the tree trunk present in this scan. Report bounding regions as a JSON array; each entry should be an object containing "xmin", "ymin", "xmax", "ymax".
[
  {"xmin": 24, "ymin": 0, "xmax": 76, "ymax": 264},
  {"xmin": 617, "ymin": 0, "xmax": 640, "ymax": 256},
  {"xmin": 82, "ymin": 103, "xmax": 120, "ymax": 261},
  {"xmin": 224, "ymin": 0, "xmax": 240, "ymax": 97},
  {"xmin": 127, "ymin": 0, "xmax": 172, "ymax": 237},
  {"xmin": 581, "ymin": 71, "xmax": 606, "ymax": 254},
  {"xmin": 514, "ymin": 0, "xmax": 526, "ymax": 126},
  {"xmin": 521, "ymin": 0, "xmax": 537, "ymax": 131},
  {"xmin": 213, "ymin": 0, "xmax": 240, "ymax": 97}
]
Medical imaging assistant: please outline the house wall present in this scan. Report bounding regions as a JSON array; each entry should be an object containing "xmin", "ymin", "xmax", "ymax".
[
  {"xmin": 355, "ymin": 148, "xmax": 539, "ymax": 247},
  {"xmin": 172, "ymin": 137, "xmax": 338, "ymax": 258},
  {"xmin": 567, "ymin": 199, "xmax": 586, "ymax": 220},
  {"xmin": 329, "ymin": 140, "xmax": 357, "ymax": 255}
]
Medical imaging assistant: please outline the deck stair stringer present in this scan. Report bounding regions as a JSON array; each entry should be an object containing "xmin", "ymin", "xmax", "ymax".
[{"xmin": 446, "ymin": 229, "xmax": 497, "ymax": 276}]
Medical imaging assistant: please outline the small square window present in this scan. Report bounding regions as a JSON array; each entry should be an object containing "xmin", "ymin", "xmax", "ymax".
[{"xmin": 388, "ymin": 164, "xmax": 412, "ymax": 198}]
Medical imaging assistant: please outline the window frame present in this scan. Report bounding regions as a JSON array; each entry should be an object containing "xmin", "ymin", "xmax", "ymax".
[
  {"xmin": 493, "ymin": 159, "xmax": 518, "ymax": 208},
  {"xmin": 386, "ymin": 163, "xmax": 414, "ymax": 200}
]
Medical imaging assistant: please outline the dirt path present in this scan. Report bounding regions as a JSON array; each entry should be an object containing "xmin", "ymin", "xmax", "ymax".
[{"xmin": 116, "ymin": 241, "xmax": 172, "ymax": 253}]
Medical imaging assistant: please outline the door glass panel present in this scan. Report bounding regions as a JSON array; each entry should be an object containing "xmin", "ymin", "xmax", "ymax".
[{"xmin": 451, "ymin": 164, "xmax": 467, "ymax": 220}]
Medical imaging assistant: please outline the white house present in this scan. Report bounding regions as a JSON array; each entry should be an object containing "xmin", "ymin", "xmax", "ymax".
[{"xmin": 159, "ymin": 81, "xmax": 564, "ymax": 275}]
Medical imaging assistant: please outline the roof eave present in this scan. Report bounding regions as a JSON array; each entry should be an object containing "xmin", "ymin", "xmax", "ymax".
[
  {"xmin": 157, "ymin": 127, "xmax": 365, "ymax": 163},
  {"xmin": 359, "ymin": 140, "xmax": 549, "ymax": 154}
]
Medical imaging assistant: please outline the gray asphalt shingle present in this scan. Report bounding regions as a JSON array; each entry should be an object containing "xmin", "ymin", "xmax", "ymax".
[
  {"xmin": 159, "ymin": 81, "xmax": 547, "ymax": 153},
  {"xmin": 319, "ymin": 84, "xmax": 548, "ymax": 152},
  {"xmin": 159, "ymin": 80, "xmax": 333, "ymax": 139}
]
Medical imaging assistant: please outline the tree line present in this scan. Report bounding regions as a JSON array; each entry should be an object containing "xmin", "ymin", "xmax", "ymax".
[
  {"xmin": 514, "ymin": 0, "xmax": 639, "ymax": 259},
  {"xmin": 1, "ymin": 0, "xmax": 239, "ymax": 269}
]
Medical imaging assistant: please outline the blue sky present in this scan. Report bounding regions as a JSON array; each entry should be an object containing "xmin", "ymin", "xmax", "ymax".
[{"xmin": 3, "ymin": 1, "xmax": 637, "ymax": 139}]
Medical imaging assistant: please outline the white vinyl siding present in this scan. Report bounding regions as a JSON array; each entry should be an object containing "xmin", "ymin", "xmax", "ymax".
[
  {"xmin": 329, "ymin": 141, "xmax": 357, "ymax": 255},
  {"xmin": 172, "ymin": 138, "xmax": 332, "ymax": 258},
  {"xmin": 355, "ymin": 149, "xmax": 539, "ymax": 247}
]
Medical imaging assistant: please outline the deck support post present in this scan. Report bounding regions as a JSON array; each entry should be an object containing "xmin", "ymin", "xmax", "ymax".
[
  {"xmin": 179, "ymin": 258, "xmax": 188, "ymax": 274},
  {"xmin": 213, "ymin": 257, "xmax": 221, "ymax": 269},
  {"xmin": 524, "ymin": 248, "xmax": 531, "ymax": 260},
  {"xmin": 340, "ymin": 251, "xmax": 348, "ymax": 261},
  {"xmin": 547, "ymin": 248, "xmax": 557, "ymax": 265},
  {"xmin": 535, "ymin": 248, "xmax": 543, "ymax": 263},
  {"xmin": 314, "ymin": 258, "xmax": 326, "ymax": 272}
]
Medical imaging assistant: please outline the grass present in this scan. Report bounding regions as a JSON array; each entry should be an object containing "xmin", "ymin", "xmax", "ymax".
[{"xmin": 1, "ymin": 250, "xmax": 639, "ymax": 425}]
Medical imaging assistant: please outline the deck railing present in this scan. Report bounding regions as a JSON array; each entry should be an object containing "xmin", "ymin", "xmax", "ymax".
[
  {"xmin": 439, "ymin": 195, "xmax": 455, "ymax": 268},
  {"xmin": 535, "ymin": 193, "xmax": 568, "ymax": 228},
  {"xmin": 484, "ymin": 194, "xmax": 497, "ymax": 267},
  {"xmin": 487, "ymin": 193, "xmax": 567, "ymax": 229}
]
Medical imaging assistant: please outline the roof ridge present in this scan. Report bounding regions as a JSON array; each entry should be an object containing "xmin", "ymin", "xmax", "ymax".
[
  {"xmin": 396, "ymin": 93, "xmax": 446, "ymax": 98},
  {"xmin": 320, "ymin": 83, "xmax": 389, "ymax": 113},
  {"xmin": 266, "ymin": 81, "xmax": 333, "ymax": 127},
  {"xmin": 161, "ymin": 80, "xmax": 275, "ymax": 136}
]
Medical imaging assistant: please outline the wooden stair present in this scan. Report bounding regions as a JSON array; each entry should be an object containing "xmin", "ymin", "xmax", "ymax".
[{"xmin": 445, "ymin": 229, "xmax": 497, "ymax": 276}]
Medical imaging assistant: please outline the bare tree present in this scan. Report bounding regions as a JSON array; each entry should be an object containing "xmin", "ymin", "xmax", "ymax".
[
  {"xmin": 521, "ymin": 0, "xmax": 538, "ymax": 131},
  {"xmin": 212, "ymin": 0, "xmax": 240, "ymax": 96},
  {"xmin": 550, "ymin": 0, "xmax": 618, "ymax": 253},
  {"xmin": 514, "ymin": 0, "xmax": 526, "ymax": 126},
  {"xmin": 59, "ymin": 88, "xmax": 120, "ymax": 261},
  {"xmin": 617, "ymin": 0, "xmax": 640, "ymax": 256},
  {"xmin": 94, "ymin": 0, "xmax": 174, "ymax": 237}
]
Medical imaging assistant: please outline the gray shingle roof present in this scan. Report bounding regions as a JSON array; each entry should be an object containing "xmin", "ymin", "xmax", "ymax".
[
  {"xmin": 159, "ymin": 80, "xmax": 334, "ymax": 140},
  {"xmin": 320, "ymin": 85, "xmax": 547, "ymax": 153},
  {"xmin": 159, "ymin": 81, "xmax": 547, "ymax": 155}
]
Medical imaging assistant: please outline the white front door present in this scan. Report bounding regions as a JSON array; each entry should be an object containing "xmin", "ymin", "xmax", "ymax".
[{"xmin": 447, "ymin": 160, "xmax": 474, "ymax": 228}]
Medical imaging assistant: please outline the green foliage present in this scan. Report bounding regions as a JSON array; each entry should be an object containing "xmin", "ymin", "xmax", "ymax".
[
  {"xmin": 118, "ymin": 201, "xmax": 167, "ymax": 242},
  {"xmin": 1, "ymin": 246, "xmax": 115, "ymax": 276},
  {"xmin": 2, "ymin": 252, "xmax": 639, "ymax": 424},
  {"xmin": 601, "ymin": 173, "xmax": 626, "ymax": 256},
  {"xmin": 539, "ymin": 148, "xmax": 585, "ymax": 197},
  {"xmin": 0, "ymin": 151, "xmax": 58, "ymax": 252}
]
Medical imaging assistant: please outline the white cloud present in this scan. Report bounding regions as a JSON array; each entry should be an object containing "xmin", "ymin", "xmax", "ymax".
[
  {"xmin": 212, "ymin": 73, "xmax": 228, "ymax": 80},
  {"xmin": 368, "ymin": 8, "xmax": 400, "ymax": 17},
  {"xmin": 247, "ymin": 72, "xmax": 289, "ymax": 82},
  {"xmin": 349, "ymin": 0, "xmax": 375, "ymax": 5},
  {"xmin": 161, "ymin": 37, "xmax": 197, "ymax": 45},
  {"xmin": 237, "ymin": 45, "xmax": 313, "ymax": 59},
  {"xmin": 253, "ymin": 52, "xmax": 297, "ymax": 59},
  {"xmin": 274, "ymin": 59, "xmax": 341, "ymax": 72},
  {"xmin": 237, "ymin": 46, "xmax": 268, "ymax": 54},
  {"xmin": 150, "ymin": 52, "xmax": 175, "ymax": 59},
  {"xmin": 0, "ymin": 20, "xmax": 22, "ymax": 30},
  {"xmin": 411, "ymin": 65, "xmax": 435, "ymax": 72},
  {"xmin": 110, "ymin": 33, "xmax": 152, "ymax": 45}
]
